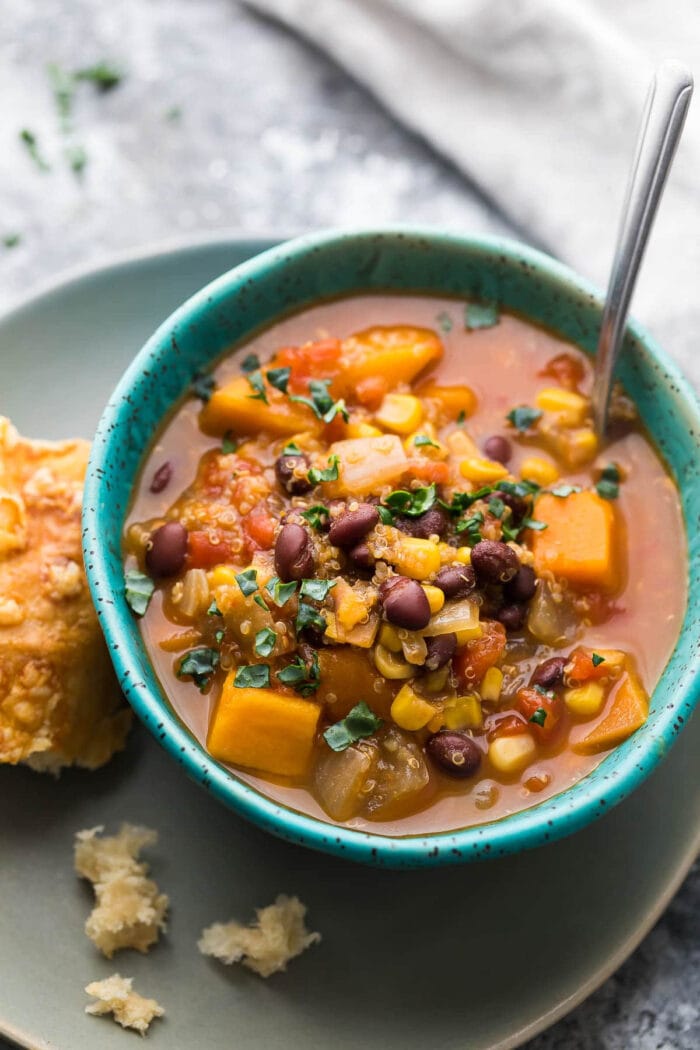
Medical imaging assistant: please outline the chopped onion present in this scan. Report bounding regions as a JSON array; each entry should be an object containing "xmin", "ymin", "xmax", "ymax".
[
  {"xmin": 423, "ymin": 599, "xmax": 480, "ymax": 637},
  {"xmin": 400, "ymin": 631, "xmax": 428, "ymax": 665},
  {"xmin": 177, "ymin": 568, "xmax": 210, "ymax": 619}
]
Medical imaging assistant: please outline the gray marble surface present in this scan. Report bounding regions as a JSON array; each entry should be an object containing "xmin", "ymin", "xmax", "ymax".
[{"xmin": 1, "ymin": 2, "xmax": 698, "ymax": 1047}]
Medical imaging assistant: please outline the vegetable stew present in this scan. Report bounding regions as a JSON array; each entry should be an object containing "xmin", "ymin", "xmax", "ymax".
[{"xmin": 124, "ymin": 295, "xmax": 686, "ymax": 835}]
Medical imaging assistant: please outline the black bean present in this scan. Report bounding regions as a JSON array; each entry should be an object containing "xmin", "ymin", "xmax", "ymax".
[
  {"xmin": 145, "ymin": 521, "xmax": 188, "ymax": 578},
  {"xmin": 471, "ymin": 540, "xmax": 520, "ymax": 584},
  {"xmin": 274, "ymin": 453, "xmax": 312, "ymax": 495},
  {"xmin": 483, "ymin": 435, "xmax": 512, "ymax": 465},
  {"xmin": 492, "ymin": 489, "xmax": 528, "ymax": 522},
  {"xmin": 530, "ymin": 656, "xmax": 567, "ymax": 690},
  {"xmin": 328, "ymin": 503, "xmax": 379, "ymax": 547},
  {"xmin": 497, "ymin": 603, "xmax": 527, "ymax": 631},
  {"xmin": 149, "ymin": 461, "xmax": 172, "ymax": 494},
  {"xmin": 424, "ymin": 633, "xmax": 457, "ymax": 671},
  {"xmin": 274, "ymin": 523, "xmax": 314, "ymax": 581},
  {"xmin": 394, "ymin": 506, "xmax": 450, "ymax": 539},
  {"xmin": 505, "ymin": 565, "xmax": 537, "ymax": 603},
  {"xmin": 380, "ymin": 576, "xmax": 431, "ymax": 631},
  {"xmin": 434, "ymin": 563, "xmax": 476, "ymax": 600},
  {"xmin": 346, "ymin": 541, "xmax": 374, "ymax": 570},
  {"xmin": 426, "ymin": 731, "xmax": 482, "ymax": 779}
]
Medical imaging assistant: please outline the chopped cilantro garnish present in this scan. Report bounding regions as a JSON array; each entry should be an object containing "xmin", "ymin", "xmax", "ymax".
[
  {"xmin": 595, "ymin": 463, "xmax": 621, "ymax": 501},
  {"xmin": 308, "ymin": 455, "xmax": 339, "ymax": 485},
  {"xmin": 534, "ymin": 685, "xmax": 555, "ymax": 698},
  {"xmin": 3, "ymin": 233, "xmax": 20, "ymax": 249},
  {"xmin": 323, "ymin": 701, "xmax": 383, "ymax": 752},
  {"xmin": 413, "ymin": 434, "xmax": 440, "ymax": 450},
  {"xmin": 290, "ymin": 378, "xmax": 348, "ymax": 423},
  {"xmin": 214, "ymin": 629, "xmax": 225, "ymax": 645},
  {"xmin": 67, "ymin": 144, "xmax": 87, "ymax": 176},
  {"xmin": 522, "ymin": 517, "xmax": 548, "ymax": 532},
  {"xmin": 506, "ymin": 405, "xmax": 543, "ymax": 432},
  {"xmin": 529, "ymin": 707, "xmax": 548, "ymax": 727},
  {"xmin": 439, "ymin": 487, "xmax": 493, "ymax": 515},
  {"xmin": 241, "ymin": 353, "xmax": 260, "ymax": 374},
  {"xmin": 47, "ymin": 63, "xmax": 74, "ymax": 129},
  {"xmin": 253, "ymin": 594, "xmax": 269, "ymax": 611},
  {"xmin": 277, "ymin": 651, "xmax": 320, "ymax": 696},
  {"xmin": 246, "ymin": 370, "xmax": 268, "ymax": 404},
  {"xmin": 234, "ymin": 568, "xmax": 258, "ymax": 596},
  {"xmin": 283, "ymin": 441, "xmax": 302, "ymax": 456},
  {"xmin": 295, "ymin": 601, "xmax": 327, "ymax": 633},
  {"xmin": 591, "ymin": 652, "xmax": 606, "ymax": 667},
  {"xmin": 266, "ymin": 366, "xmax": 291, "ymax": 393},
  {"xmin": 377, "ymin": 505, "xmax": 394, "ymax": 525},
  {"xmin": 75, "ymin": 62, "xmax": 123, "ymax": 91},
  {"xmin": 19, "ymin": 129, "xmax": 50, "ymax": 172},
  {"xmin": 165, "ymin": 105, "xmax": 182, "ymax": 122},
  {"xmin": 222, "ymin": 432, "xmax": 237, "ymax": 454},
  {"xmin": 384, "ymin": 483, "xmax": 436, "ymax": 518},
  {"xmin": 456, "ymin": 409, "xmax": 466, "ymax": 424},
  {"xmin": 436, "ymin": 311, "xmax": 453, "ymax": 333},
  {"xmin": 254, "ymin": 627, "xmax": 277, "ymax": 658},
  {"xmin": 500, "ymin": 479, "xmax": 541, "ymax": 499},
  {"xmin": 191, "ymin": 371, "xmax": 216, "ymax": 402},
  {"xmin": 301, "ymin": 505, "xmax": 330, "ymax": 530},
  {"xmin": 488, "ymin": 496, "xmax": 506, "ymax": 519},
  {"xmin": 177, "ymin": 647, "xmax": 220, "ymax": 691},
  {"xmin": 455, "ymin": 510, "xmax": 484, "ymax": 546},
  {"xmin": 465, "ymin": 301, "xmax": 499, "ymax": 331},
  {"xmin": 207, "ymin": 600, "xmax": 222, "ymax": 617},
  {"xmin": 300, "ymin": 578, "xmax": 337, "ymax": 601},
  {"xmin": 549, "ymin": 484, "xmax": 581, "ymax": 498},
  {"xmin": 124, "ymin": 569, "xmax": 154, "ymax": 616},
  {"xmin": 265, "ymin": 576, "xmax": 297, "ymax": 606},
  {"xmin": 234, "ymin": 663, "xmax": 270, "ymax": 689}
]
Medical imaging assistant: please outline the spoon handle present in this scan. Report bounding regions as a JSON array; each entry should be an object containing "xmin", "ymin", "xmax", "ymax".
[{"xmin": 592, "ymin": 60, "xmax": 693, "ymax": 436}]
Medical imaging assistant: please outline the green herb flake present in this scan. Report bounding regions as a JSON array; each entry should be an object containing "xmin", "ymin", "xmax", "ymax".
[
  {"xmin": 233, "ymin": 663, "xmax": 270, "ymax": 689},
  {"xmin": 253, "ymin": 594, "xmax": 269, "ymax": 611},
  {"xmin": 301, "ymin": 504, "xmax": 330, "ymax": 530},
  {"xmin": 300, "ymin": 578, "xmax": 337, "ymax": 601},
  {"xmin": 47, "ymin": 63, "xmax": 74, "ymax": 129},
  {"xmin": 283, "ymin": 441, "xmax": 302, "ymax": 456},
  {"xmin": 290, "ymin": 378, "xmax": 348, "ymax": 423},
  {"xmin": 506, "ymin": 405, "xmax": 543, "ymax": 432},
  {"xmin": 241, "ymin": 353, "xmax": 261, "ymax": 374},
  {"xmin": 265, "ymin": 576, "xmax": 298, "ymax": 606},
  {"xmin": 74, "ymin": 62, "xmax": 123, "ymax": 91},
  {"xmin": 534, "ymin": 685, "xmax": 555, "ymax": 698},
  {"xmin": 177, "ymin": 647, "xmax": 220, "ymax": 691},
  {"xmin": 19, "ymin": 129, "xmax": 51, "ymax": 172},
  {"xmin": 522, "ymin": 517, "xmax": 548, "ymax": 532},
  {"xmin": 384, "ymin": 483, "xmax": 436, "ymax": 518},
  {"xmin": 246, "ymin": 370, "xmax": 269, "ymax": 404},
  {"xmin": 529, "ymin": 707, "xmax": 548, "ymax": 727},
  {"xmin": 413, "ymin": 434, "xmax": 440, "ymax": 450},
  {"xmin": 266, "ymin": 366, "xmax": 291, "ymax": 393},
  {"xmin": 456, "ymin": 409, "xmax": 466, "ymax": 425},
  {"xmin": 595, "ymin": 463, "xmax": 621, "ymax": 501},
  {"xmin": 66, "ymin": 144, "xmax": 87, "ymax": 177},
  {"xmin": 295, "ymin": 601, "xmax": 327, "ymax": 633},
  {"xmin": 277, "ymin": 651, "xmax": 320, "ymax": 696},
  {"xmin": 2, "ymin": 233, "xmax": 20, "ymax": 249},
  {"xmin": 488, "ymin": 496, "xmax": 506, "ymax": 519},
  {"xmin": 191, "ymin": 371, "xmax": 216, "ymax": 402},
  {"xmin": 591, "ymin": 652, "xmax": 606, "ymax": 667},
  {"xmin": 549, "ymin": 484, "xmax": 581, "ymax": 498},
  {"xmin": 235, "ymin": 568, "xmax": 258, "ymax": 597},
  {"xmin": 499, "ymin": 478, "xmax": 541, "ymax": 499},
  {"xmin": 165, "ymin": 105, "xmax": 182, "ymax": 122},
  {"xmin": 221, "ymin": 432, "xmax": 237, "ymax": 454},
  {"xmin": 456, "ymin": 510, "xmax": 485, "ymax": 546},
  {"xmin": 436, "ymin": 311, "xmax": 453, "ymax": 333},
  {"xmin": 323, "ymin": 701, "xmax": 383, "ymax": 752},
  {"xmin": 377, "ymin": 505, "xmax": 394, "ymax": 525},
  {"xmin": 124, "ymin": 569, "xmax": 154, "ymax": 616},
  {"xmin": 254, "ymin": 627, "xmax": 277, "ymax": 658},
  {"xmin": 308, "ymin": 454, "xmax": 340, "ymax": 486},
  {"xmin": 465, "ymin": 301, "xmax": 499, "ymax": 331},
  {"xmin": 214, "ymin": 629, "xmax": 225, "ymax": 645},
  {"xmin": 207, "ymin": 599, "xmax": 223, "ymax": 617},
  {"xmin": 439, "ymin": 488, "xmax": 491, "ymax": 515}
]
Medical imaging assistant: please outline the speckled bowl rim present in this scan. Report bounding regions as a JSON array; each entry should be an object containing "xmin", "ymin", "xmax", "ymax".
[{"xmin": 83, "ymin": 226, "xmax": 700, "ymax": 868}]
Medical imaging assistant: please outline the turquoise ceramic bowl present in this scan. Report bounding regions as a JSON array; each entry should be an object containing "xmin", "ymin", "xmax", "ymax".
[{"xmin": 83, "ymin": 228, "xmax": 700, "ymax": 868}]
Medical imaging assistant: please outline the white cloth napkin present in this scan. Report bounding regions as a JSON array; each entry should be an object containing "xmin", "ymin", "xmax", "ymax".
[{"xmin": 244, "ymin": 0, "xmax": 700, "ymax": 385}]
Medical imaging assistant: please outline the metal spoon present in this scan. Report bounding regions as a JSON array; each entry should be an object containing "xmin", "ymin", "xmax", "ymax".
[{"xmin": 592, "ymin": 60, "xmax": 693, "ymax": 436}]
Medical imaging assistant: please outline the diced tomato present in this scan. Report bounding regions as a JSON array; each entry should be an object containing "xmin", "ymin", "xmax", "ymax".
[
  {"xmin": 243, "ymin": 503, "xmax": 276, "ymax": 552},
  {"xmin": 515, "ymin": 687, "xmax": 563, "ymax": 742},
  {"xmin": 405, "ymin": 458, "xmax": 450, "ymax": 485},
  {"xmin": 565, "ymin": 646, "xmax": 621, "ymax": 684},
  {"xmin": 276, "ymin": 339, "xmax": 342, "ymax": 394},
  {"xmin": 485, "ymin": 712, "xmax": 529, "ymax": 739},
  {"xmin": 188, "ymin": 530, "xmax": 233, "ymax": 568},
  {"xmin": 539, "ymin": 352, "xmax": 586, "ymax": 390},
  {"xmin": 454, "ymin": 620, "xmax": 507, "ymax": 687},
  {"xmin": 356, "ymin": 375, "xmax": 388, "ymax": 409}
]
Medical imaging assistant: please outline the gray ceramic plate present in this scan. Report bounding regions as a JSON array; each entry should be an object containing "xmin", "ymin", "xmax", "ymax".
[{"xmin": 1, "ymin": 236, "xmax": 698, "ymax": 1050}]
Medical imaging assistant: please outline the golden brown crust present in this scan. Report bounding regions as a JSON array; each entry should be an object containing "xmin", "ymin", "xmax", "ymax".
[{"xmin": 0, "ymin": 417, "xmax": 131, "ymax": 771}]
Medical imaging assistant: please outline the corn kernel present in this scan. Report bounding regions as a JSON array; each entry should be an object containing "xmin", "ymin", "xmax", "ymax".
[
  {"xmin": 455, "ymin": 547, "xmax": 473, "ymax": 564},
  {"xmin": 455, "ymin": 624, "xmax": 482, "ymax": 647},
  {"xmin": 387, "ymin": 537, "xmax": 442, "ymax": 580},
  {"xmin": 345, "ymin": 420, "xmax": 383, "ymax": 439},
  {"xmin": 480, "ymin": 667, "xmax": 503, "ymax": 702},
  {"xmin": 536, "ymin": 387, "xmax": 589, "ymax": 427},
  {"xmin": 378, "ymin": 623, "xmax": 402, "ymax": 653},
  {"xmin": 460, "ymin": 457, "xmax": 509, "ymax": 484},
  {"xmin": 374, "ymin": 644, "xmax": 415, "ymax": 680},
  {"xmin": 443, "ymin": 694, "xmax": 483, "ymax": 730},
  {"xmin": 423, "ymin": 666, "xmax": 450, "ymax": 694},
  {"xmin": 489, "ymin": 734, "xmax": 536, "ymax": 774},
  {"xmin": 520, "ymin": 456, "xmax": 559, "ymax": 487},
  {"xmin": 564, "ymin": 681, "xmax": 606, "ymax": 717},
  {"xmin": 375, "ymin": 394, "xmax": 424, "ymax": 435},
  {"xmin": 404, "ymin": 428, "xmax": 449, "ymax": 460},
  {"xmin": 559, "ymin": 427, "xmax": 598, "ymax": 467},
  {"xmin": 447, "ymin": 429, "xmax": 480, "ymax": 458},
  {"xmin": 422, "ymin": 585, "xmax": 445, "ymax": 614},
  {"xmin": 391, "ymin": 683, "xmax": 436, "ymax": 730},
  {"xmin": 209, "ymin": 565, "xmax": 239, "ymax": 588}
]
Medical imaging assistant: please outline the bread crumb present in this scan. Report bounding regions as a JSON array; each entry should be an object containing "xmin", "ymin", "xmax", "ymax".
[
  {"xmin": 75, "ymin": 824, "xmax": 169, "ymax": 958},
  {"xmin": 85, "ymin": 974, "xmax": 164, "ymax": 1035},
  {"xmin": 198, "ymin": 894, "xmax": 320, "ymax": 978}
]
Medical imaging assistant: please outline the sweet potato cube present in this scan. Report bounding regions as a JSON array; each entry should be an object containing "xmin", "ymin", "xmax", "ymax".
[
  {"xmin": 573, "ymin": 669, "xmax": 649, "ymax": 754},
  {"xmin": 339, "ymin": 326, "xmax": 443, "ymax": 390},
  {"xmin": 531, "ymin": 491, "xmax": 616, "ymax": 589},
  {"xmin": 207, "ymin": 677, "xmax": 320, "ymax": 777},
  {"xmin": 418, "ymin": 382, "xmax": 478, "ymax": 422},
  {"xmin": 326, "ymin": 435, "xmax": 407, "ymax": 497},
  {"xmin": 200, "ymin": 376, "xmax": 320, "ymax": 438}
]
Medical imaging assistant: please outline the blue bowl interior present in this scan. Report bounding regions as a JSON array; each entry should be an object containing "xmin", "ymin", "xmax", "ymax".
[{"xmin": 83, "ymin": 228, "xmax": 700, "ymax": 868}]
